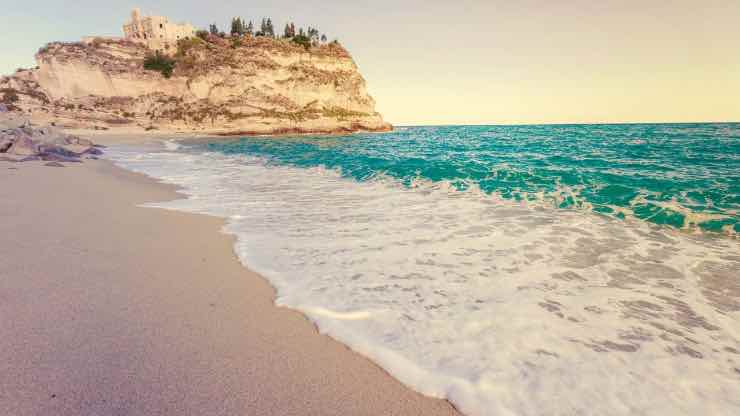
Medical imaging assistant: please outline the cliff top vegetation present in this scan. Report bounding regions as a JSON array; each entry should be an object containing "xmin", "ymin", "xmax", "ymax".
[{"xmin": 139, "ymin": 18, "xmax": 350, "ymax": 78}]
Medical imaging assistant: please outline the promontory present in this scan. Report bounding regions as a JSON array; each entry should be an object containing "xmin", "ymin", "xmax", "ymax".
[{"xmin": 0, "ymin": 9, "xmax": 391, "ymax": 136}]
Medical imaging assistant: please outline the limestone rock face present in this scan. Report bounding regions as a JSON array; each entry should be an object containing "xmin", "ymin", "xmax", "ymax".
[{"xmin": 0, "ymin": 37, "xmax": 392, "ymax": 135}]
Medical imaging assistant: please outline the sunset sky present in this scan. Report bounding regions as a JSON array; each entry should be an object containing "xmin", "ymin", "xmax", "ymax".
[{"xmin": 2, "ymin": 0, "xmax": 739, "ymax": 125}]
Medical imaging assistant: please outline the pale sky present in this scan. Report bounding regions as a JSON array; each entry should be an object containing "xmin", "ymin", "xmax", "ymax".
[{"xmin": 1, "ymin": 0, "xmax": 738, "ymax": 125}]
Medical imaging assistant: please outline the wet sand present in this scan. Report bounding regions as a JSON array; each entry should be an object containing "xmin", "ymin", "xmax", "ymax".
[{"xmin": 0, "ymin": 160, "xmax": 459, "ymax": 416}]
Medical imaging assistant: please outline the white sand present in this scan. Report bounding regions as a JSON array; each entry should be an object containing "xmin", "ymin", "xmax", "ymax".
[{"xmin": 0, "ymin": 160, "xmax": 459, "ymax": 415}]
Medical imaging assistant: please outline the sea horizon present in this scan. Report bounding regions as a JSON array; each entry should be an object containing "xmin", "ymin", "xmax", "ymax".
[{"xmin": 394, "ymin": 121, "xmax": 740, "ymax": 128}]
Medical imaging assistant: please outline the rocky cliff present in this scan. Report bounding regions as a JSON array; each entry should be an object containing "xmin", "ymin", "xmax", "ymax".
[{"xmin": 0, "ymin": 36, "xmax": 391, "ymax": 135}]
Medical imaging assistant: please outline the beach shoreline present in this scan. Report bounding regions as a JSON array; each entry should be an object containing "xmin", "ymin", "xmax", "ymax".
[
  {"xmin": 61, "ymin": 125, "xmax": 393, "ymax": 143},
  {"xmin": 0, "ymin": 158, "xmax": 458, "ymax": 415}
]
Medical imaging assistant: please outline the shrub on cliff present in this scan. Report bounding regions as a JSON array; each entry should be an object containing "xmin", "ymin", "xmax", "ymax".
[
  {"xmin": 322, "ymin": 106, "xmax": 369, "ymax": 120},
  {"xmin": 195, "ymin": 30, "xmax": 209, "ymax": 41},
  {"xmin": 143, "ymin": 52, "xmax": 176, "ymax": 78},
  {"xmin": 292, "ymin": 34, "xmax": 311, "ymax": 50},
  {"xmin": 177, "ymin": 37, "xmax": 204, "ymax": 57}
]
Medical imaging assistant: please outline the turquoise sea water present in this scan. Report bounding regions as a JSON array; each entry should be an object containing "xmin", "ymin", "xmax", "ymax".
[
  {"xmin": 109, "ymin": 124, "xmax": 740, "ymax": 416},
  {"xmin": 208, "ymin": 123, "xmax": 740, "ymax": 234}
]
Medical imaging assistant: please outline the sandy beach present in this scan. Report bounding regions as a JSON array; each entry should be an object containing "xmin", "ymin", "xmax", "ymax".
[
  {"xmin": 0, "ymin": 158, "xmax": 459, "ymax": 415},
  {"xmin": 3, "ymin": 2, "xmax": 737, "ymax": 414}
]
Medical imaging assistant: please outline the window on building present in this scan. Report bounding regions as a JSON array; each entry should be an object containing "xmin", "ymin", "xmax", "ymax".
[{"xmin": 160, "ymin": 23, "xmax": 163, "ymax": 29}]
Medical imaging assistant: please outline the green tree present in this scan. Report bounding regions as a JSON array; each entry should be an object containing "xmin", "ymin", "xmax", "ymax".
[
  {"xmin": 246, "ymin": 21, "xmax": 254, "ymax": 36},
  {"xmin": 307, "ymin": 27, "xmax": 319, "ymax": 46},
  {"xmin": 231, "ymin": 17, "xmax": 247, "ymax": 36},
  {"xmin": 209, "ymin": 23, "xmax": 219, "ymax": 35},
  {"xmin": 265, "ymin": 18, "xmax": 275, "ymax": 38},
  {"xmin": 231, "ymin": 18, "xmax": 239, "ymax": 35},
  {"xmin": 239, "ymin": 17, "xmax": 247, "ymax": 35}
]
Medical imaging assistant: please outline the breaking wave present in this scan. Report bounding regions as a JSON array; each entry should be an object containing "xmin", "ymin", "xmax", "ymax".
[{"xmin": 107, "ymin": 123, "xmax": 740, "ymax": 416}]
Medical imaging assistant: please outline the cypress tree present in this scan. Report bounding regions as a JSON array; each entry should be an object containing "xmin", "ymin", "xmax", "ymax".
[{"xmin": 266, "ymin": 18, "xmax": 274, "ymax": 37}]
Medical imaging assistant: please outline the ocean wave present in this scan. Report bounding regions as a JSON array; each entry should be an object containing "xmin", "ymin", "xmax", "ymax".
[
  {"xmin": 204, "ymin": 124, "xmax": 740, "ymax": 234},
  {"xmin": 107, "ymin": 141, "xmax": 740, "ymax": 416}
]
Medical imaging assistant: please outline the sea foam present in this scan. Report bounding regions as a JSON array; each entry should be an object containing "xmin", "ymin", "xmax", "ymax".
[{"xmin": 107, "ymin": 138, "xmax": 740, "ymax": 416}]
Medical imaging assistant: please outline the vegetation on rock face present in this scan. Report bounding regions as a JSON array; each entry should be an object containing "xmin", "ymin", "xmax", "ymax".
[
  {"xmin": 195, "ymin": 30, "xmax": 210, "ymax": 41},
  {"xmin": 176, "ymin": 37, "xmax": 204, "ymax": 57},
  {"xmin": 211, "ymin": 15, "xmax": 335, "ymax": 47},
  {"xmin": 157, "ymin": 27, "xmax": 350, "ymax": 79},
  {"xmin": 143, "ymin": 52, "xmax": 176, "ymax": 78},
  {"xmin": 141, "ymin": 15, "xmax": 344, "ymax": 77},
  {"xmin": 321, "ymin": 106, "xmax": 370, "ymax": 120}
]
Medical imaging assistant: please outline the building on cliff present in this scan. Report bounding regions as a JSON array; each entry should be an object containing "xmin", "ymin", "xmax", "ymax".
[{"xmin": 122, "ymin": 8, "xmax": 195, "ymax": 53}]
